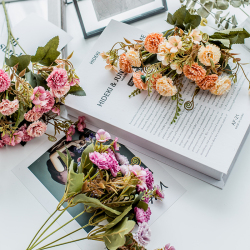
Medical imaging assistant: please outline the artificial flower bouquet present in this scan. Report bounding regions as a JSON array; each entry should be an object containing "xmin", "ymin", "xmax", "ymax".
[
  {"xmin": 0, "ymin": 1, "xmax": 85, "ymax": 148},
  {"xmin": 101, "ymin": 6, "xmax": 250, "ymax": 123},
  {"xmin": 26, "ymin": 129, "xmax": 174, "ymax": 250}
]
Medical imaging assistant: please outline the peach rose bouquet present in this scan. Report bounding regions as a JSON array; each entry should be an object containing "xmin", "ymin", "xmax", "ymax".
[
  {"xmin": 101, "ymin": 6, "xmax": 250, "ymax": 123},
  {"xmin": 0, "ymin": 1, "xmax": 86, "ymax": 148}
]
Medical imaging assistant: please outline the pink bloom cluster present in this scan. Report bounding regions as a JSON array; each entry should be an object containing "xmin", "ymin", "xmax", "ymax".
[
  {"xmin": 77, "ymin": 116, "xmax": 86, "ymax": 132},
  {"xmin": 18, "ymin": 124, "xmax": 34, "ymax": 142},
  {"xmin": 0, "ymin": 69, "xmax": 11, "ymax": 92},
  {"xmin": 133, "ymin": 222, "xmax": 151, "ymax": 247},
  {"xmin": 24, "ymin": 109, "xmax": 43, "ymax": 122},
  {"xmin": 2, "ymin": 131, "xmax": 23, "ymax": 146},
  {"xmin": 27, "ymin": 121, "xmax": 47, "ymax": 138},
  {"xmin": 66, "ymin": 125, "xmax": 75, "ymax": 141},
  {"xmin": 134, "ymin": 207, "xmax": 151, "ymax": 224},
  {"xmin": 89, "ymin": 149, "xmax": 120, "ymax": 177},
  {"xmin": 69, "ymin": 77, "xmax": 80, "ymax": 86},
  {"xmin": 0, "ymin": 99, "xmax": 19, "ymax": 116},
  {"xmin": 47, "ymin": 68, "xmax": 68, "ymax": 90},
  {"xmin": 154, "ymin": 185, "xmax": 164, "ymax": 199},
  {"xmin": 165, "ymin": 243, "xmax": 176, "ymax": 250},
  {"xmin": 96, "ymin": 129, "xmax": 111, "ymax": 142}
]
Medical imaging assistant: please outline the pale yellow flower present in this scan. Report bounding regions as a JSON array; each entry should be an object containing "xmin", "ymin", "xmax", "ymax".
[
  {"xmin": 189, "ymin": 29, "xmax": 202, "ymax": 44},
  {"xmin": 156, "ymin": 76, "xmax": 177, "ymax": 96},
  {"xmin": 170, "ymin": 62, "xmax": 182, "ymax": 74},
  {"xmin": 126, "ymin": 49, "xmax": 141, "ymax": 67},
  {"xmin": 166, "ymin": 36, "xmax": 182, "ymax": 53},
  {"xmin": 198, "ymin": 44, "xmax": 221, "ymax": 66},
  {"xmin": 105, "ymin": 64, "xmax": 118, "ymax": 73},
  {"xmin": 210, "ymin": 75, "xmax": 231, "ymax": 95}
]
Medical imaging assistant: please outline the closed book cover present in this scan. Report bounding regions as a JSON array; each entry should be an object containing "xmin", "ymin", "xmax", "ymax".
[{"xmin": 65, "ymin": 20, "xmax": 250, "ymax": 184}]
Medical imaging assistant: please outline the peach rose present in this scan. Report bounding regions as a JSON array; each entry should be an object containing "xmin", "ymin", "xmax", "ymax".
[
  {"xmin": 156, "ymin": 76, "xmax": 177, "ymax": 96},
  {"xmin": 198, "ymin": 44, "xmax": 221, "ymax": 66},
  {"xmin": 133, "ymin": 71, "xmax": 147, "ymax": 90}
]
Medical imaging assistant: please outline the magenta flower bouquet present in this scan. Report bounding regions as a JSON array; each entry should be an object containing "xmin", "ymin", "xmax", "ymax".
[
  {"xmin": 0, "ymin": 1, "xmax": 85, "ymax": 148},
  {"xmin": 26, "ymin": 129, "xmax": 167, "ymax": 250}
]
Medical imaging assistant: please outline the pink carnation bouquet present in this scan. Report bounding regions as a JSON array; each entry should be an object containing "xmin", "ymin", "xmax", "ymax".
[
  {"xmin": 0, "ymin": 2, "xmax": 85, "ymax": 148},
  {"xmin": 101, "ymin": 6, "xmax": 250, "ymax": 124},
  {"xmin": 26, "ymin": 129, "xmax": 170, "ymax": 250}
]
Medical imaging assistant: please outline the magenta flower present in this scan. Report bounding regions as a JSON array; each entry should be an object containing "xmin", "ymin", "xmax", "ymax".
[
  {"xmin": 18, "ymin": 124, "xmax": 34, "ymax": 142},
  {"xmin": 96, "ymin": 129, "xmax": 111, "ymax": 142},
  {"xmin": 0, "ymin": 139, "xmax": 5, "ymax": 148},
  {"xmin": 120, "ymin": 165, "xmax": 130, "ymax": 176},
  {"xmin": 145, "ymin": 168, "xmax": 154, "ymax": 190},
  {"xmin": 50, "ymin": 82, "xmax": 70, "ymax": 98},
  {"xmin": 134, "ymin": 207, "xmax": 151, "ymax": 224},
  {"xmin": 133, "ymin": 222, "xmax": 151, "ymax": 247},
  {"xmin": 89, "ymin": 151, "xmax": 109, "ymax": 170},
  {"xmin": 27, "ymin": 121, "xmax": 47, "ymax": 138},
  {"xmin": 77, "ymin": 116, "xmax": 86, "ymax": 132},
  {"xmin": 115, "ymin": 153, "xmax": 129, "ymax": 165},
  {"xmin": 112, "ymin": 137, "xmax": 120, "ymax": 151},
  {"xmin": 51, "ymin": 106, "xmax": 60, "ymax": 116},
  {"xmin": 129, "ymin": 165, "xmax": 147, "ymax": 179},
  {"xmin": 0, "ymin": 99, "xmax": 19, "ymax": 116},
  {"xmin": 24, "ymin": 109, "xmax": 43, "ymax": 122},
  {"xmin": 155, "ymin": 185, "xmax": 164, "ymax": 199},
  {"xmin": 40, "ymin": 91, "xmax": 55, "ymax": 113},
  {"xmin": 107, "ymin": 148, "xmax": 120, "ymax": 177},
  {"xmin": 66, "ymin": 125, "xmax": 75, "ymax": 141},
  {"xmin": 47, "ymin": 68, "xmax": 68, "ymax": 90},
  {"xmin": 2, "ymin": 131, "xmax": 23, "ymax": 146},
  {"xmin": 165, "ymin": 243, "xmax": 176, "ymax": 250},
  {"xmin": 0, "ymin": 69, "xmax": 11, "ymax": 92},
  {"xmin": 31, "ymin": 86, "xmax": 46, "ymax": 106}
]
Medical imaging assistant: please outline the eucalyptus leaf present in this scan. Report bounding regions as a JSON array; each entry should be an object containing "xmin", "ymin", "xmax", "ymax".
[
  {"xmin": 230, "ymin": 0, "xmax": 243, "ymax": 7},
  {"xmin": 31, "ymin": 36, "xmax": 60, "ymax": 66},
  {"xmin": 215, "ymin": 0, "xmax": 230, "ymax": 10},
  {"xmin": 5, "ymin": 55, "xmax": 31, "ymax": 74},
  {"xmin": 104, "ymin": 218, "xmax": 135, "ymax": 250},
  {"xmin": 72, "ymin": 194, "xmax": 122, "ymax": 215},
  {"xmin": 197, "ymin": 2, "xmax": 214, "ymax": 18},
  {"xmin": 215, "ymin": 10, "xmax": 223, "ymax": 24},
  {"xmin": 68, "ymin": 85, "xmax": 86, "ymax": 96}
]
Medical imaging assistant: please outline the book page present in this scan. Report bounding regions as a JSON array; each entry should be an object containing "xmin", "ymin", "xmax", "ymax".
[{"xmin": 66, "ymin": 20, "xmax": 250, "ymax": 174}]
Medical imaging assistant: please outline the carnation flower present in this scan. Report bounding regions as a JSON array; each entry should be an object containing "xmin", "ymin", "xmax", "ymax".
[
  {"xmin": 96, "ymin": 129, "xmax": 111, "ymax": 142},
  {"xmin": 115, "ymin": 153, "xmax": 129, "ymax": 165},
  {"xmin": 183, "ymin": 63, "xmax": 206, "ymax": 82},
  {"xmin": 126, "ymin": 49, "xmax": 141, "ymax": 67},
  {"xmin": 120, "ymin": 164, "xmax": 130, "ymax": 176},
  {"xmin": 51, "ymin": 106, "xmax": 60, "ymax": 116},
  {"xmin": 189, "ymin": 29, "xmax": 202, "ymax": 44},
  {"xmin": 66, "ymin": 125, "xmax": 75, "ymax": 141},
  {"xmin": 150, "ymin": 73, "xmax": 162, "ymax": 90},
  {"xmin": 0, "ymin": 140, "xmax": 5, "ymax": 148},
  {"xmin": 77, "ymin": 116, "xmax": 86, "ymax": 132},
  {"xmin": 210, "ymin": 75, "xmax": 231, "ymax": 95},
  {"xmin": 134, "ymin": 207, "xmax": 148, "ymax": 224},
  {"xmin": 27, "ymin": 121, "xmax": 47, "ymax": 137},
  {"xmin": 144, "ymin": 33, "xmax": 164, "ymax": 54},
  {"xmin": 133, "ymin": 222, "xmax": 151, "ymax": 246},
  {"xmin": 119, "ymin": 53, "xmax": 133, "ymax": 73},
  {"xmin": 2, "ymin": 131, "xmax": 23, "ymax": 146},
  {"xmin": 129, "ymin": 165, "xmax": 147, "ymax": 179},
  {"xmin": 170, "ymin": 62, "xmax": 182, "ymax": 74},
  {"xmin": 145, "ymin": 168, "xmax": 154, "ymax": 190},
  {"xmin": 196, "ymin": 74, "xmax": 218, "ymax": 90},
  {"xmin": 47, "ymin": 68, "xmax": 68, "ymax": 90},
  {"xmin": 0, "ymin": 99, "xmax": 19, "ymax": 116},
  {"xmin": 156, "ymin": 76, "xmax": 177, "ymax": 96},
  {"xmin": 106, "ymin": 148, "xmax": 120, "ymax": 177},
  {"xmin": 198, "ymin": 44, "xmax": 221, "ymax": 66},
  {"xmin": 112, "ymin": 137, "xmax": 119, "ymax": 151},
  {"xmin": 0, "ymin": 69, "xmax": 11, "ymax": 92},
  {"xmin": 133, "ymin": 71, "xmax": 147, "ymax": 90},
  {"xmin": 30, "ymin": 86, "xmax": 46, "ymax": 106},
  {"xmin": 69, "ymin": 77, "xmax": 79, "ymax": 86},
  {"xmin": 40, "ymin": 91, "xmax": 55, "ymax": 113},
  {"xmin": 18, "ymin": 124, "xmax": 34, "ymax": 142},
  {"xmin": 24, "ymin": 109, "xmax": 43, "ymax": 122},
  {"xmin": 89, "ymin": 151, "xmax": 109, "ymax": 170},
  {"xmin": 50, "ymin": 82, "xmax": 70, "ymax": 98},
  {"xmin": 166, "ymin": 36, "xmax": 182, "ymax": 53},
  {"xmin": 154, "ymin": 185, "xmax": 164, "ymax": 199}
]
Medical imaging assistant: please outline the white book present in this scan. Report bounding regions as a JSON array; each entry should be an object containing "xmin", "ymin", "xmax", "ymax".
[{"xmin": 65, "ymin": 20, "xmax": 250, "ymax": 188}]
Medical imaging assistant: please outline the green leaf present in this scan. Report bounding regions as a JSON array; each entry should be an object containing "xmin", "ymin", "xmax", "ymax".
[
  {"xmin": 31, "ymin": 36, "xmax": 60, "ymax": 66},
  {"xmin": 57, "ymin": 147, "xmax": 74, "ymax": 170},
  {"xmin": 136, "ymin": 201, "xmax": 148, "ymax": 212},
  {"xmin": 166, "ymin": 6, "xmax": 201, "ymax": 31},
  {"xmin": 197, "ymin": 2, "xmax": 214, "ymax": 18},
  {"xmin": 214, "ymin": 0, "xmax": 229, "ymax": 10},
  {"xmin": 72, "ymin": 194, "xmax": 122, "ymax": 215},
  {"xmin": 5, "ymin": 55, "xmax": 31, "ymax": 74},
  {"xmin": 25, "ymin": 71, "xmax": 48, "ymax": 90},
  {"xmin": 79, "ymin": 143, "xmax": 94, "ymax": 174},
  {"xmin": 105, "ymin": 205, "xmax": 132, "ymax": 229},
  {"xmin": 68, "ymin": 85, "xmax": 86, "ymax": 96},
  {"xmin": 209, "ymin": 38, "xmax": 230, "ymax": 48},
  {"xmin": 104, "ymin": 218, "xmax": 135, "ymax": 250},
  {"xmin": 14, "ymin": 104, "xmax": 26, "ymax": 127},
  {"xmin": 230, "ymin": 0, "xmax": 243, "ymax": 8},
  {"xmin": 65, "ymin": 160, "xmax": 84, "ymax": 197}
]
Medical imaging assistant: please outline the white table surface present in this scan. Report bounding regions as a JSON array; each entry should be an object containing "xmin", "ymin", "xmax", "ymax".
[{"xmin": 1, "ymin": 1, "xmax": 250, "ymax": 250}]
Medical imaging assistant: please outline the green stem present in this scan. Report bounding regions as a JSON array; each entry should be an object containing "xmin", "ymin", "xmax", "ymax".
[
  {"xmin": 29, "ymin": 209, "xmax": 67, "ymax": 249},
  {"xmin": 240, "ymin": 7, "xmax": 250, "ymax": 17},
  {"xmin": 30, "ymin": 210, "xmax": 86, "ymax": 249},
  {"xmin": 26, "ymin": 209, "xmax": 58, "ymax": 250}
]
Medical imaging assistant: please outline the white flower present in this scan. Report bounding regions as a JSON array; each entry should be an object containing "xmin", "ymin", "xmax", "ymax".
[
  {"xmin": 189, "ymin": 29, "xmax": 202, "ymax": 44},
  {"xmin": 170, "ymin": 62, "xmax": 182, "ymax": 74}
]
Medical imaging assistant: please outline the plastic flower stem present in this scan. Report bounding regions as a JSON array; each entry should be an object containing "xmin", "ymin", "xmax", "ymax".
[
  {"xmin": 30, "ymin": 210, "xmax": 86, "ymax": 249},
  {"xmin": 36, "ymin": 223, "xmax": 90, "ymax": 250},
  {"xmin": 29, "ymin": 208, "xmax": 67, "ymax": 249},
  {"xmin": 82, "ymin": 166, "xmax": 94, "ymax": 182},
  {"xmin": 26, "ymin": 209, "xmax": 58, "ymax": 250},
  {"xmin": 90, "ymin": 170, "xmax": 100, "ymax": 180}
]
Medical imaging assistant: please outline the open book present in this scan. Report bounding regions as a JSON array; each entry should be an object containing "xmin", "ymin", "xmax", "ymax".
[{"xmin": 65, "ymin": 20, "xmax": 250, "ymax": 188}]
